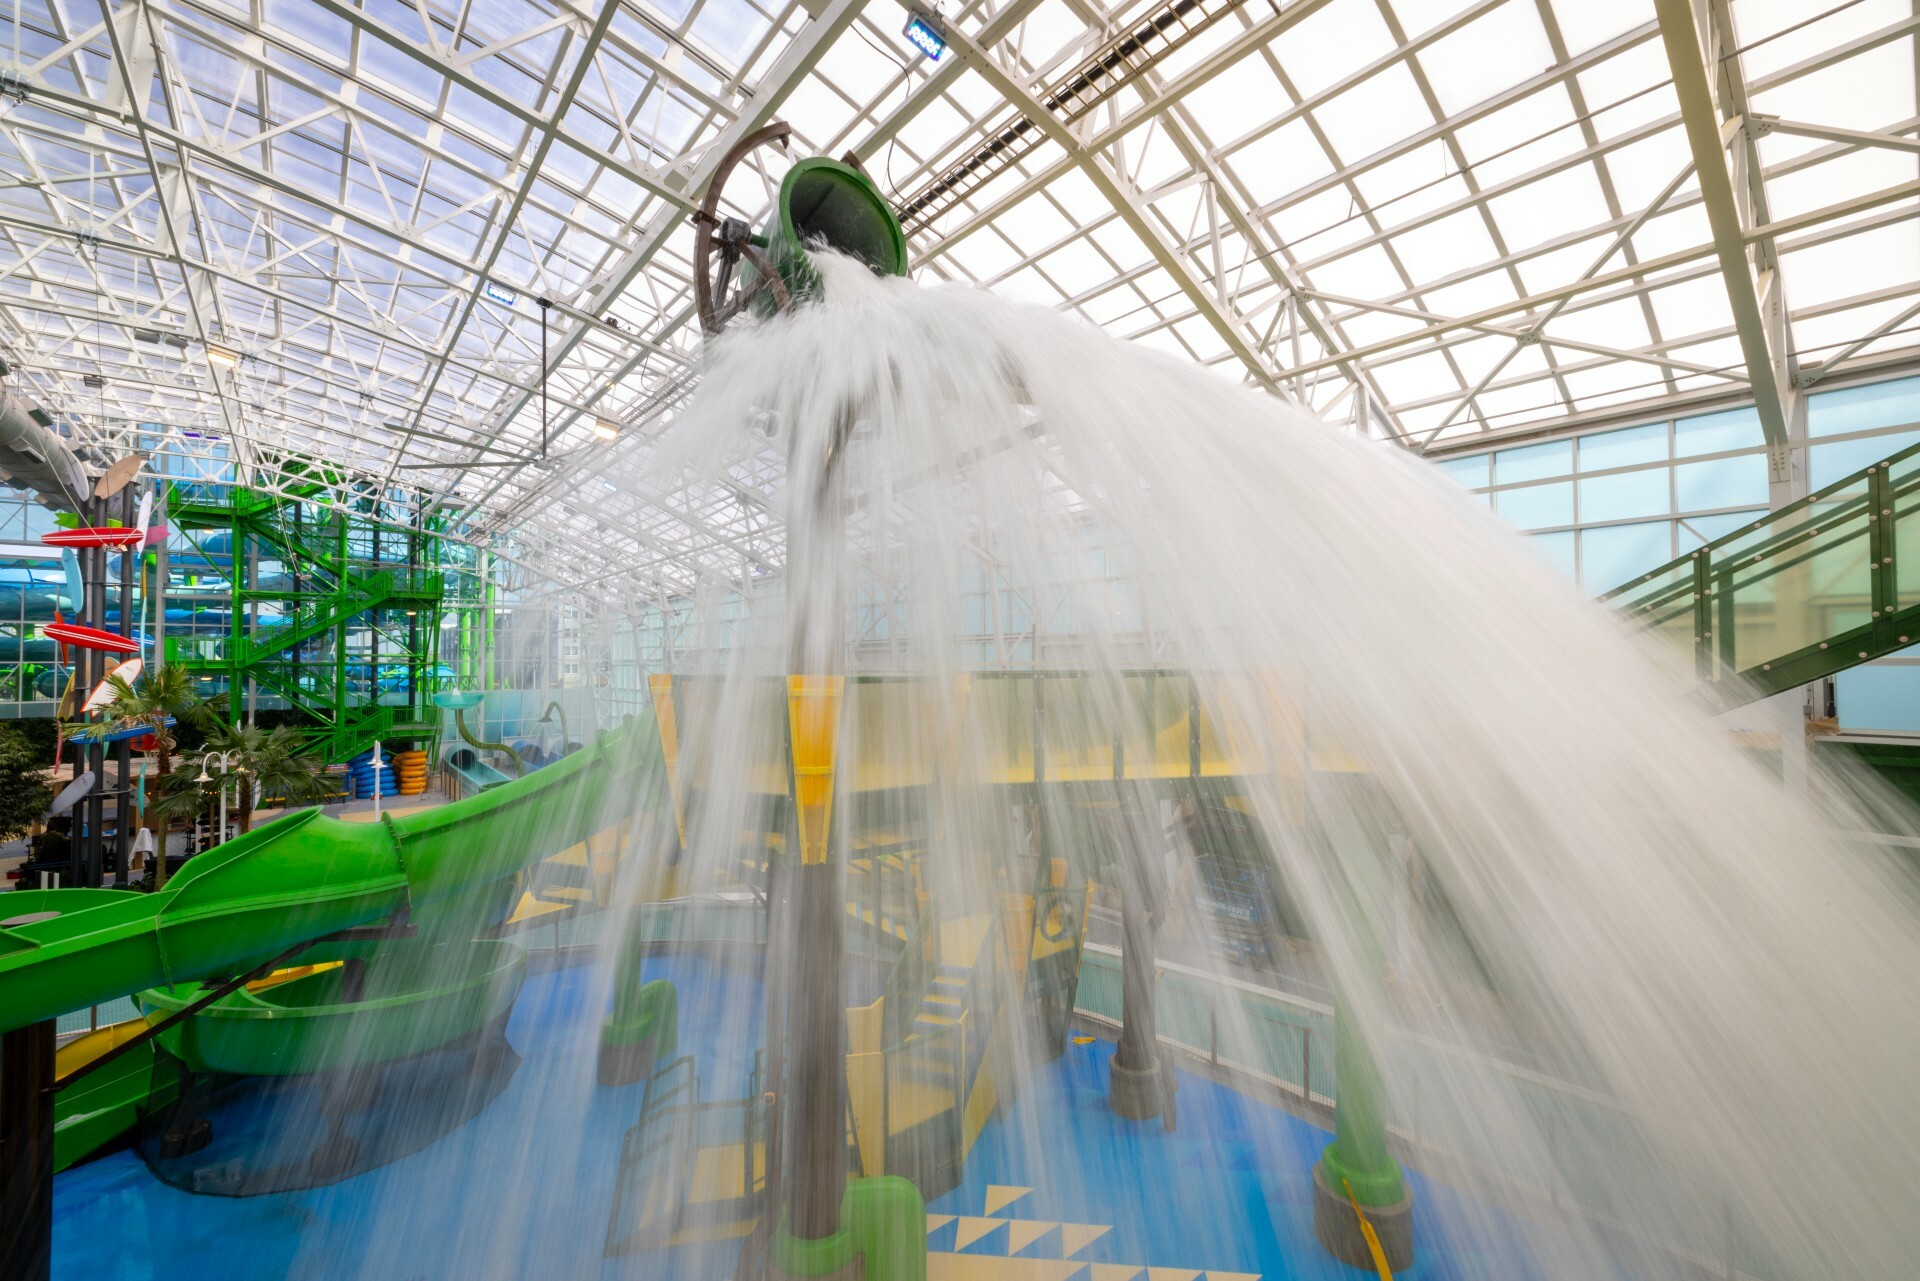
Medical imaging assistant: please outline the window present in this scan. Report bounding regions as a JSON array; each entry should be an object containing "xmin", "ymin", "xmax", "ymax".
[
  {"xmin": 1579, "ymin": 469, "xmax": 1669, "ymax": 522},
  {"xmin": 1495, "ymin": 439, "xmax": 1573, "ymax": 484},
  {"xmin": 1496, "ymin": 481, "xmax": 1574, "ymax": 530},
  {"xmin": 1579, "ymin": 422, "xmax": 1667, "ymax": 471},
  {"xmin": 1808, "ymin": 375, "xmax": 1920, "ymax": 438},
  {"xmin": 1580, "ymin": 522, "xmax": 1673, "ymax": 594},
  {"xmin": 1675, "ymin": 454, "xmax": 1769, "ymax": 510},
  {"xmin": 1674, "ymin": 407, "xmax": 1763, "ymax": 457}
]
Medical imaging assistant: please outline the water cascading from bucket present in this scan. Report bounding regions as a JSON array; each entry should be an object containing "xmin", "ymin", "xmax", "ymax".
[
  {"xmin": 630, "ymin": 246, "xmax": 1920, "ymax": 1281},
  {"xmin": 170, "ymin": 153, "xmax": 1920, "ymax": 1281}
]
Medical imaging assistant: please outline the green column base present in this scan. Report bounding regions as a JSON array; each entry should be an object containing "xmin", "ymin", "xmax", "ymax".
[
  {"xmin": 1312, "ymin": 1157, "xmax": 1414, "ymax": 1271},
  {"xmin": 598, "ymin": 979, "xmax": 677, "ymax": 1086},
  {"xmin": 769, "ymin": 1176, "xmax": 927, "ymax": 1281},
  {"xmin": 1318, "ymin": 1139, "xmax": 1405, "ymax": 1208}
]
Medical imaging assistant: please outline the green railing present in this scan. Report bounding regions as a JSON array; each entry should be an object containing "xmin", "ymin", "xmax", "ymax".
[
  {"xmin": 1605, "ymin": 440, "xmax": 1920, "ymax": 703},
  {"xmin": 235, "ymin": 570, "xmax": 394, "ymax": 664}
]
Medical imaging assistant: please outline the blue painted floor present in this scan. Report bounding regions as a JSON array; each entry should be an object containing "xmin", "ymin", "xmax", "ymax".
[
  {"xmin": 931, "ymin": 1037, "xmax": 1558, "ymax": 1279},
  {"xmin": 54, "ymin": 953, "xmax": 1590, "ymax": 1280}
]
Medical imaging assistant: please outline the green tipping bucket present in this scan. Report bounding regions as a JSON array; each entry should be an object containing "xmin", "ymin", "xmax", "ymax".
[{"xmin": 743, "ymin": 157, "xmax": 909, "ymax": 316}]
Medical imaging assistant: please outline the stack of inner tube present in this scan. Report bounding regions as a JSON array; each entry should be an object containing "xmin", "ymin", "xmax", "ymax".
[
  {"xmin": 347, "ymin": 748, "xmax": 397, "ymax": 799},
  {"xmin": 392, "ymin": 749, "xmax": 429, "ymax": 796}
]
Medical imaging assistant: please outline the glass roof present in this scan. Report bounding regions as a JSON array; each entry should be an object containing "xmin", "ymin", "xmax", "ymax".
[{"xmin": 3, "ymin": 0, "xmax": 1917, "ymax": 598}]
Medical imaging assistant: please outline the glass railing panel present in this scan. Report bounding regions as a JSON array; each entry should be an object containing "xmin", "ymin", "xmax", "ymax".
[
  {"xmin": 1712, "ymin": 485, "xmax": 1873, "ymax": 675},
  {"xmin": 1889, "ymin": 453, "xmax": 1920, "ymax": 614}
]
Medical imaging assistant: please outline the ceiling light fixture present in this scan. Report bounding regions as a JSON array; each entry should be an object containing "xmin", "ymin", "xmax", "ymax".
[
  {"xmin": 592, "ymin": 417, "xmax": 621, "ymax": 441},
  {"xmin": 206, "ymin": 345, "xmax": 238, "ymax": 370},
  {"xmin": 903, "ymin": 7, "xmax": 947, "ymax": 60}
]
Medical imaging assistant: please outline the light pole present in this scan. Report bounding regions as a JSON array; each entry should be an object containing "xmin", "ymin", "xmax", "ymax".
[{"xmin": 196, "ymin": 750, "xmax": 236, "ymax": 847}]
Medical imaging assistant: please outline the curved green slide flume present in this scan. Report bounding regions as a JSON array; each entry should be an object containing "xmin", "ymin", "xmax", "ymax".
[{"xmin": 0, "ymin": 715, "xmax": 654, "ymax": 1037}]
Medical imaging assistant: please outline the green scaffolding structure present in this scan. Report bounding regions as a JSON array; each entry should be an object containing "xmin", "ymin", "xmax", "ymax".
[{"xmin": 161, "ymin": 479, "xmax": 452, "ymax": 763}]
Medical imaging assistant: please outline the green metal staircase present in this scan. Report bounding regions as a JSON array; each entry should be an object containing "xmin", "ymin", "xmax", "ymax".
[
  {"xmin": 233, "ymin": 569, "xmax": 397, "ymax": 665},
  {"xmin": 1604, "ymin": 439, "xmax": 1920, "ymax": 704},
  {"xmin": 164, "ymin": 483, "xmax": 446, "ymax": 763}
]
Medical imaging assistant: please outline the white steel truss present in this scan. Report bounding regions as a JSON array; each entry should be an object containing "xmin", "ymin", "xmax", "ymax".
[{"xmin": 2, "ymin": 0, "xmax": 1917, "ymax": 598}]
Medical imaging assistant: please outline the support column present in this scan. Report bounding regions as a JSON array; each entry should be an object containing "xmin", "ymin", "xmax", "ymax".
[
  {"xmin": 0, "ymin": 1020, "xmax": 55, "ymax": 1281},
  {"xmin": 783, "ymin": 674, "xmax": 848, "ymax": 1244},
  {"xmin": 1310, "ymin": 778, "xmax": 1413, "ymax": 1272},
  {"xmin": 770, "ymin": 422, "xmax": 925, "ymax": 1281},
  {"xmin": 1108, "ymin": 737, "xmax": 1170, "ymax": 1124},
  {"xmin": 114, "ymin": 486, "xmax": 136, "ymax": 882},
  {"xmin": 83, "ymin": 497, "xmax": 108, "ymax": 889}
]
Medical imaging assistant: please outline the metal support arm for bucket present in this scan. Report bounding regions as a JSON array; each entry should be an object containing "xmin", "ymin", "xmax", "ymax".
[{"xmin": 694, "ymin": 121, "xmax": 909, "ymax": 336}]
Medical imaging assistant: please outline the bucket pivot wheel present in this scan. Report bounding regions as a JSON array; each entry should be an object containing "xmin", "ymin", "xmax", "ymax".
[{"xmin": 694, "ymin": 121, "xmax": 796, "ymax": 335}]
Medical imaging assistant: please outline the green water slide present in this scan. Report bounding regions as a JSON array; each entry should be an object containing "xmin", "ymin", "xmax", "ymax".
[
  {"xmin": 1606, "ymin": 438, "xmax": 1920, "ymax": 704},
  {"xmin": 0, "ymin": 715, "xmax": 654, "ymax": 1038}
]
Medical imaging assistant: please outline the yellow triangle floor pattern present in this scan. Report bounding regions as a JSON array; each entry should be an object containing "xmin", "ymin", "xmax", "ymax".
[{"xmin": 923, "ymin": 1187, "xmax": 1256, "ymax": 1281}]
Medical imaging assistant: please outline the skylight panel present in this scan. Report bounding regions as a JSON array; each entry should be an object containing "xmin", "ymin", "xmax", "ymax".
[
  {"xmin": 1484, "ymin": 161, "xmax": 1609, "ymax": 253},
  {"xmin": 1124, "ymin": 123, "xmax": 1193, "ymax": 193},
  {"xmin": 1748, "ymin": 37, "xmax": 1916, "ymax": 131},
  {"xmin": 1549, "ymin": 0, "xmax": 1654, "ymax": 58},
  {"xmin": 1036, "ymin": 239, "xmax": 1121, "ymax": 298},
  {"xmin": 1010, "ymin": 2, "xmax": 1092, "ymax": 73},
  {"xmin": 1087, "ymin": 222, "xmax": 1153, "ymax": 276},
  {"xmin": 1730, "ymin": 0, "xmax": 1911, "ymax": 79},
  {"xmin": 1271, "ymin": 0, "xmax": 1399, "ymax": 102},
  {"xmin": 1309, "ymin": 243, "xmax": 1408, "ymax": 302},
  {"xmin": 1348, "ymin": 145, "xmax": 1473, "ymax": 225},
  {"xmin": 939, "ymin": 230, "xmax": 1023, "ymax": 283},
  {"xmin": 1505, "ymin": 230, "xmax": 1610, "ymax": 295},
  {"xmin": 1387, "ymin": 206, "xmax": 1500, "ymax": 283},
  {"xmin": 1038, "ymin": 168, "xmax": 1111, "ymax": 227},
  {"xmin": 1658, "ymin": 337, "xmax": 1742, "ymax": 382},
  {"xmin": 1310, "ymin": 63, "xmax": 1432, "ymax": 166},
  {"xmin": 1473, "ymin": 376, "xmax": 1561, "ymax": 427},
  {"xmin": 1414, "ymin": 1, "xmax": 1554, "ymax": 119},
  {"xmin": 814, "ymin": 28, "xmax": 908, "ymax": 102},
  {"xmin": 1783, "ymin": 224, "xmax": 1920, "ymax": 311},
  {"xmin": 1435, "ymin": 331, "xmax": 1511, "ymax": 386},
  {"xmin": 1763, "ymin": 148, "xmax": 1917, "ymax": 225},
  {"xmin": 1790, "ymin": 299, "xmax": 1914, "ymax": 366},
  {"xmin": 1369, "ymin": 349, "xmax": 1461, "ymax": 405},
  {"xmin": 1226, "ymin": 118, "xmax": 1335, "ymax": 207},
  {"xmin": 689, "ymin": 0, "xmax": 777, "ymax": 67},
  {"xmin": 1449, "ymin": 86, "xmax": 1582, "ymax": 188},
  {"xmin": 1420, "ymin": 269, "xmax": 1518, "ymax": 319},
  {"xmin": 1573, "ymin": 39, "xmax": 1677, "ymax": 140},
  {"xmin": 1183, "ymin": 50, "xmax": 1287, "ymax": 142},
  {"xmin": 1644, "ymin": 275, "xmax": 1734, "ymax": 341},
  {"xmin": 891, "ymin": 95, "xmax": 969, "ymax": 165},
  {"xmin": 992, "ymin": 191, "xmax": 1078, "ymax": 257},
  {"xmin": 1544, "ymin": 295, "xmax": 1651, "ymax": 354},
  {"xmin": 1170, "ymin": 315, "xmax": 1230, "ymax": 362},
  {"xmin": 1388, "ymin": 0, "xmax": 1482, "ymax": 36},
  {"xmin": 1594, "ymin": 127, "xmax": 1691, "ymax": 211}
]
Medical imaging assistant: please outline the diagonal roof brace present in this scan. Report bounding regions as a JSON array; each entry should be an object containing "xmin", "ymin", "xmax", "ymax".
[
  {"xmin": 921, "ymin": 10, "xmax": 1284, "ymax": 396},
  {"xmin": 1653, "ymin": 0, "xmax": 1795, "ymax": 481}
]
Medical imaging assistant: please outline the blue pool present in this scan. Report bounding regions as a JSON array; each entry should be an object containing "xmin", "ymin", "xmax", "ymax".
[{"xmin": 54, "ymin": 953, "xmax": 1585, "ymax": 1279}]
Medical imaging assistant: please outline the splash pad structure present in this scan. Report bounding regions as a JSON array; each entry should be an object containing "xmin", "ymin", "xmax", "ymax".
[{"xmin": 17, "ymin": 131, "xmax": 1920, "ymax": 1281}]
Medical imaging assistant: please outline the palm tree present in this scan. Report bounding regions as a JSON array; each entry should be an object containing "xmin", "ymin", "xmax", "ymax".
[
  {"xmin": 78, "ymin": 665, "xmax": 205, "ymax": 890},
  {"xmin": 193, "ymin": 721, "xmax": 342, "ymax": 835}
]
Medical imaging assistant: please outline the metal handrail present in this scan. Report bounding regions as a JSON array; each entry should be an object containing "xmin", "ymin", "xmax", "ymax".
[{"xmin": 1605, "ymin": 439, "xmax": 1920, "ymax": 702}]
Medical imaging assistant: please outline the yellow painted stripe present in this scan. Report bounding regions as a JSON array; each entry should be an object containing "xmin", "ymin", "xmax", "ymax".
[{"xmin": 1341, "ymin": 1177, "xmax": 1395, "ymax": 1280}]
